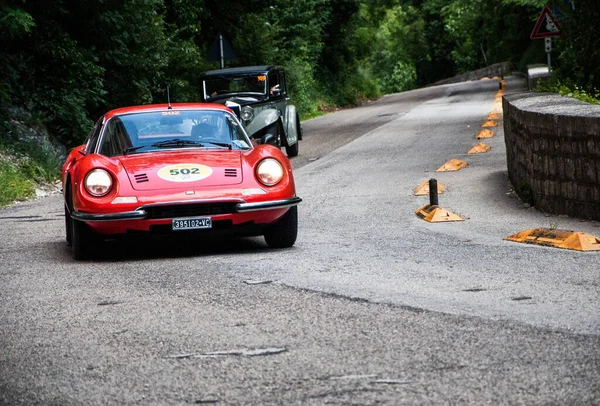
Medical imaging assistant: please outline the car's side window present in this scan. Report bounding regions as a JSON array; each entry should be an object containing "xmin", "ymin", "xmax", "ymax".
[
  {"xmin": 268, "ymin": 71, "xmax": 281, "ymax": 98},
  {"xmin": 85, "ymin": 118, "xmax": 103, "ymax": 154},
  {"xmin": 279, "ymin": 72, "xmax": 286, "ymax": 94},
  {"xmin": 99, "ymin": 118, "xmax": 131, "ymax": 157}
]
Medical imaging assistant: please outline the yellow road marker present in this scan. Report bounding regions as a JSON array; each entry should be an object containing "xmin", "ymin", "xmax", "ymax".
[
  {"xmin": 482, "ymin": 120, "xmax": 498, "ymax": 128},
  {"xmin": 488, "ymin": 111, "xmax": 501, "ymax": 120},
  {"xmin": 468, "ymin": 142, "xmax": 491, "ymax": 154},
  {"xmin": 504, "ymin": 228, "xmax": 600, "ymax": 251},
  {"xmin": 476, "ymin": 129, "xmax": 494, "ymax": 139},
  {"xmin": 414, "ymin": 180, "xmax": 447, "ymax": 196},
  {"xmin": 416, "ymin": 204, "xmax": 464, "ymax": 223},
  {"xmin": 435, "ymin": 159, "xmax": 468, "ymax": 172}
]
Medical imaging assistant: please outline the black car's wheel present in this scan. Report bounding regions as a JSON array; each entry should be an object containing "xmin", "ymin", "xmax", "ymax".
[
  {"xmin": 264, "ymin": 206, "xmax": 298, "ymax": 248},
  {"xmin": 285, "ymin": 140, "xmax": 299, "ymax": 157},
  {"xmin": 285, "ymin": 114, "xmax": 301, "ymax": 157}
]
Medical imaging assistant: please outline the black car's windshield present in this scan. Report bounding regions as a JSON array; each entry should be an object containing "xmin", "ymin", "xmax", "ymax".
[
  {"xmin": 203, "ymin": 74, "xmax": 267, "ymax": 100},
  {"xmin": 98, "ymin": 109, "xmax": 251, "ymax": 157}
]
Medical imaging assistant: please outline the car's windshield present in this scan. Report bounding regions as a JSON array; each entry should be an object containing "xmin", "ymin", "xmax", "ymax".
[
  {"xmin": 97, "ymin": 109, "xmax": 252, "ymax": 157},
  {"xmin": 203, "ymin": 74, "xmax": 267, "ymax": 100}
]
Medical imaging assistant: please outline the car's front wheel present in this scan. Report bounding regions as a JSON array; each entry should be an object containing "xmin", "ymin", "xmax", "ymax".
[
  {"xmin": 71, "ymin": 218, "xmax": 96, "ymax": 260},
  {"xmin": 66, "ymin": 183, "xmax": 98, "ymax": 260},
  {"xmin": 264, "ymin": 206, "xmax": 298, "ymax": 248},
  {"xmin": 285, "ymin": 140, "xmax": 299, "ymax": 157},
  {"xmin": 64, "ymin": 206, "xmax": 72, "ymax": 246}
]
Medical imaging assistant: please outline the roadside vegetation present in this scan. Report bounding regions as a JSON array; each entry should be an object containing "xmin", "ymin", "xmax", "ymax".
[
  {"xmin": 535, "ymin": 80, "xmax": 600, "ymax": 104},
  {"xmin": 0, "ymin": 0, "xmax": 597, "ymax": 206}
]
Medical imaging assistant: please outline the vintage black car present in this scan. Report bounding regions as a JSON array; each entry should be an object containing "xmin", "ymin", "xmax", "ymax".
[{"xmin": 199, "ymin": 65, "xmax": 302, "ymax": 157}]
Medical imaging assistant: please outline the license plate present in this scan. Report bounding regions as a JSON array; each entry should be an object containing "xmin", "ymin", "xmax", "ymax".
[{"xmin": 172, "ymin": 217, "xmax": 212, "ymax": 230}]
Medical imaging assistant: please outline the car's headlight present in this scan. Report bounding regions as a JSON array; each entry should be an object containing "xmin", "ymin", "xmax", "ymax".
[
  {"xmin": 256, "ymin": 158, "xmax": 284, "ymax": 186},
  {"xmin": 241, "ymin": 106, "xmax": 254, "ymax": 121},
  {"xmin": 84, "ymin": 169, "xmax": 113, "ymax": 197}
]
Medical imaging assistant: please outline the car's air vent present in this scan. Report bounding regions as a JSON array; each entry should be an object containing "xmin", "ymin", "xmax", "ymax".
[
  {"xmin": 224, "ymin": 169, "xmax": 238, "ymax": 177},
  {"xmin": 134, "ymin": 173, "xmax": 149, "ymax": 183}
]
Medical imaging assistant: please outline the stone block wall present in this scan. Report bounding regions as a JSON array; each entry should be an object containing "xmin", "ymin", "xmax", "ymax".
[
  {"xmin": 431, "ymin": 62, "xmax": 512, "ymax": 86},
  {"xmin": 503, "ymin": 93, "xmax": 600, "ymax": 220}
]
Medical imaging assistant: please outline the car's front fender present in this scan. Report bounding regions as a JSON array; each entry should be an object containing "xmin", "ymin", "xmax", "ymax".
[
  {"xmin": 284, "ymin": 105, "xmax": 300, "ymax": 146},
  {"xmin": 245, "ymin": 108, "xmax": 280, "ymax": 138}
]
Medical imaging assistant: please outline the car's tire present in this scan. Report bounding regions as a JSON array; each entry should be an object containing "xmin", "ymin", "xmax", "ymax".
[
  {"xmin": 65, "ymin": 181, "xmax": 73, "ymax": 246},
  {"xmin": 285, "ymin": 140, "xmax": 299, "ymax": 157},
  {"xmin": 71, "ymin": 218, "xmax": 96, "ymax": 260},
  {"xmin": 65, "ymin": 206, "xmax": 72, "ymax": 246},
  {"xmin": 67, "ymin": 183, "xmax": 98, "ymax": 260},
  {"xmin": 264, "ymin": 206, "xmax": 298, "ymax": 248}
]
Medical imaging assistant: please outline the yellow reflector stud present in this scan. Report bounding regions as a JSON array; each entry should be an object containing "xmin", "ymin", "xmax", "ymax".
[
  {"xmin": 504, "ymin": 228, "xmax": 600, "ymax": 251},
  {"xmin": 414, "ymin": 180, "xmax": 447, "ymax": 196},
  {"xmin": 482, "ymin": 120, "xmax": 498, "ymax": 128},
  {"xmin": 488, "ymin": 111, "xmax": 501, "ymax": 120},
  {"xmin": 476, "ymin": 129, "xmax": 495, "ymax": 139},
  {"xmin": 468, "ymin": 142, "xmax": 491, "ymax": 154},
  {"xmin": 435, "ymin": 159, "xmax": 468, "ymax": 172},
  {"xmin": 415, "ymin": 204, "xmax": 464, "ymax": 223}
]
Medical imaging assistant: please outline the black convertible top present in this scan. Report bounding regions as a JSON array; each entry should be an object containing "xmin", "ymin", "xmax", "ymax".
[{"xmin": 200, "ymin": 65, "xmax": 279, "ymax": 77}]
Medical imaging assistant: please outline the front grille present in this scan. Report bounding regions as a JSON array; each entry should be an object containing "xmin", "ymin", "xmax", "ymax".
[
  {"xmin": 143, "ymin": 202, "xmax": 238, "ymax": 219},
  {"xmin": 224, "ymin": 168, "xmax": 238, "ymax": 177},
  {"xmin": 134, "ymin": 173, "xmax": 149, "ymax": 183}
]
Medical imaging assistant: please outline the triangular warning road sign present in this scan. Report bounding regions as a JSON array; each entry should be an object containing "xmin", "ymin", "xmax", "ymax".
[{"xmin": 531, "ymin": 6, "xmax": 561, "ymax": 39}]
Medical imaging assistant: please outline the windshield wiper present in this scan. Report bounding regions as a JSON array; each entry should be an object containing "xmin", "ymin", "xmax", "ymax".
[
  {"xmin": 123, "ymin": 145, "xmax": 150, "ymax": 154},
  {"xmin": 151, "ymin": 139, "xmax": 204, "ymax": 148},
  {"xmin": 202, "ymin": 141, "xmax": 232, "ymax": 150}
]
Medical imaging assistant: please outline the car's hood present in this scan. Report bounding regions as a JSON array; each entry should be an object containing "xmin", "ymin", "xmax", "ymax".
[
  {"xmin": 119, "ymin": 150, "xmax": 244, "ymax": 191},
  {"xmin": 212, "ymin": 95, "xmax": 267, "ymax": 105}
]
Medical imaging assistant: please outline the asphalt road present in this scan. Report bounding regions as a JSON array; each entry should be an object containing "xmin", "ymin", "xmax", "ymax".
[{"xmin": 1, "ymin": 77, "xmax": 599, "ymax": 405}]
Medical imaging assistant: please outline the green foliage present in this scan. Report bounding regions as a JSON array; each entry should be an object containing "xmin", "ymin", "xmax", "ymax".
[
  {"xmin": 554, "ymin": 0, "xmax": 600, "ymax": 95},
  {"xmin": 0, "ymin": 136, "xmax": 62, "ymax": 184},
  {"xmin": 535, "ymin": 80, "xmax": 600, "ymax": 105},
  {"xmin": 0, "ymin": 0, "xmax": 597, "ymax": 157},
  {"xmin": 381, "ymin": 61, "xmax": 417, "ymax": 93},
  {"xmin": 0, "ymin": 158, "xmax": 36, "ymax": 208}
]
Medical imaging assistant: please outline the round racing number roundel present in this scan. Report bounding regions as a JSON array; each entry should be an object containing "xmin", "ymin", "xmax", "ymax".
[{"xmin": 157, "ymin": 164, "xmax": 213, "ymax": 182}]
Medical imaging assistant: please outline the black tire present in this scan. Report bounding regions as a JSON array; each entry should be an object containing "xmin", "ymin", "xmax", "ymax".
[
  {"xmin": 65, "ymin": 181, "xmax": 73, "ymax": 246},
  {"xmin": 285, "ymin": 140, "xmax": 299, "ymax": 157},
  {"xmin": 285, "ymin": 114, "xmax": 301, "ymax": 157},
  {"xmin": 64, "ymin": 206, "xmax": 72, "ymax": 246},
  {"xmin": 67, "ymin": 182, "xmax": 98, "ymax": 260},
  {"xmin": 264, "ymin": 206, "xmax": 298, "ymax": 248},
  {"xmin": 71, "ymin": 218, "xmax": 95, "ymax": 260}
]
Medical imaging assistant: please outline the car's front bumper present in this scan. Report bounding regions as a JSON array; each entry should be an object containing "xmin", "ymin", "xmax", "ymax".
[{"xmin": 71, "ymin": 196, "xmax": 302, "ymax": 222}]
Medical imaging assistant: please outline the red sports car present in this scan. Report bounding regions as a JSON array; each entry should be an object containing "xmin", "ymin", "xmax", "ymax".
[{"xmin": 62, "ymin": 103, "xmax": 301, "ymax": 259}]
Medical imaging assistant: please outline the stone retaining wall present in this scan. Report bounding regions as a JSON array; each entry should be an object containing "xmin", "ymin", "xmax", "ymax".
[
  {"xmin": 431, "ymin": 62, "xmax": 512, "ymax": 86},
  {"xmin": 503, "ymin": 93, "xmax": 600, "ymax": 220}
]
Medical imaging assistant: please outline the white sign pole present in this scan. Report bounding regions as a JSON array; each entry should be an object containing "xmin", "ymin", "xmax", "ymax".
[{"xmin": 545, "ymin": 37, "xmax": 552, "ymax": 69}]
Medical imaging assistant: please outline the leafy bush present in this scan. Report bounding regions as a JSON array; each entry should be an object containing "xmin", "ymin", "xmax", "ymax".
[
  {"xmin": 0, "ymin": 158, "xmax": 35, "ymax": 207},
  {"xmin": 535, "ymin": 79, "xmax": 600, "ymax": 105}
]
